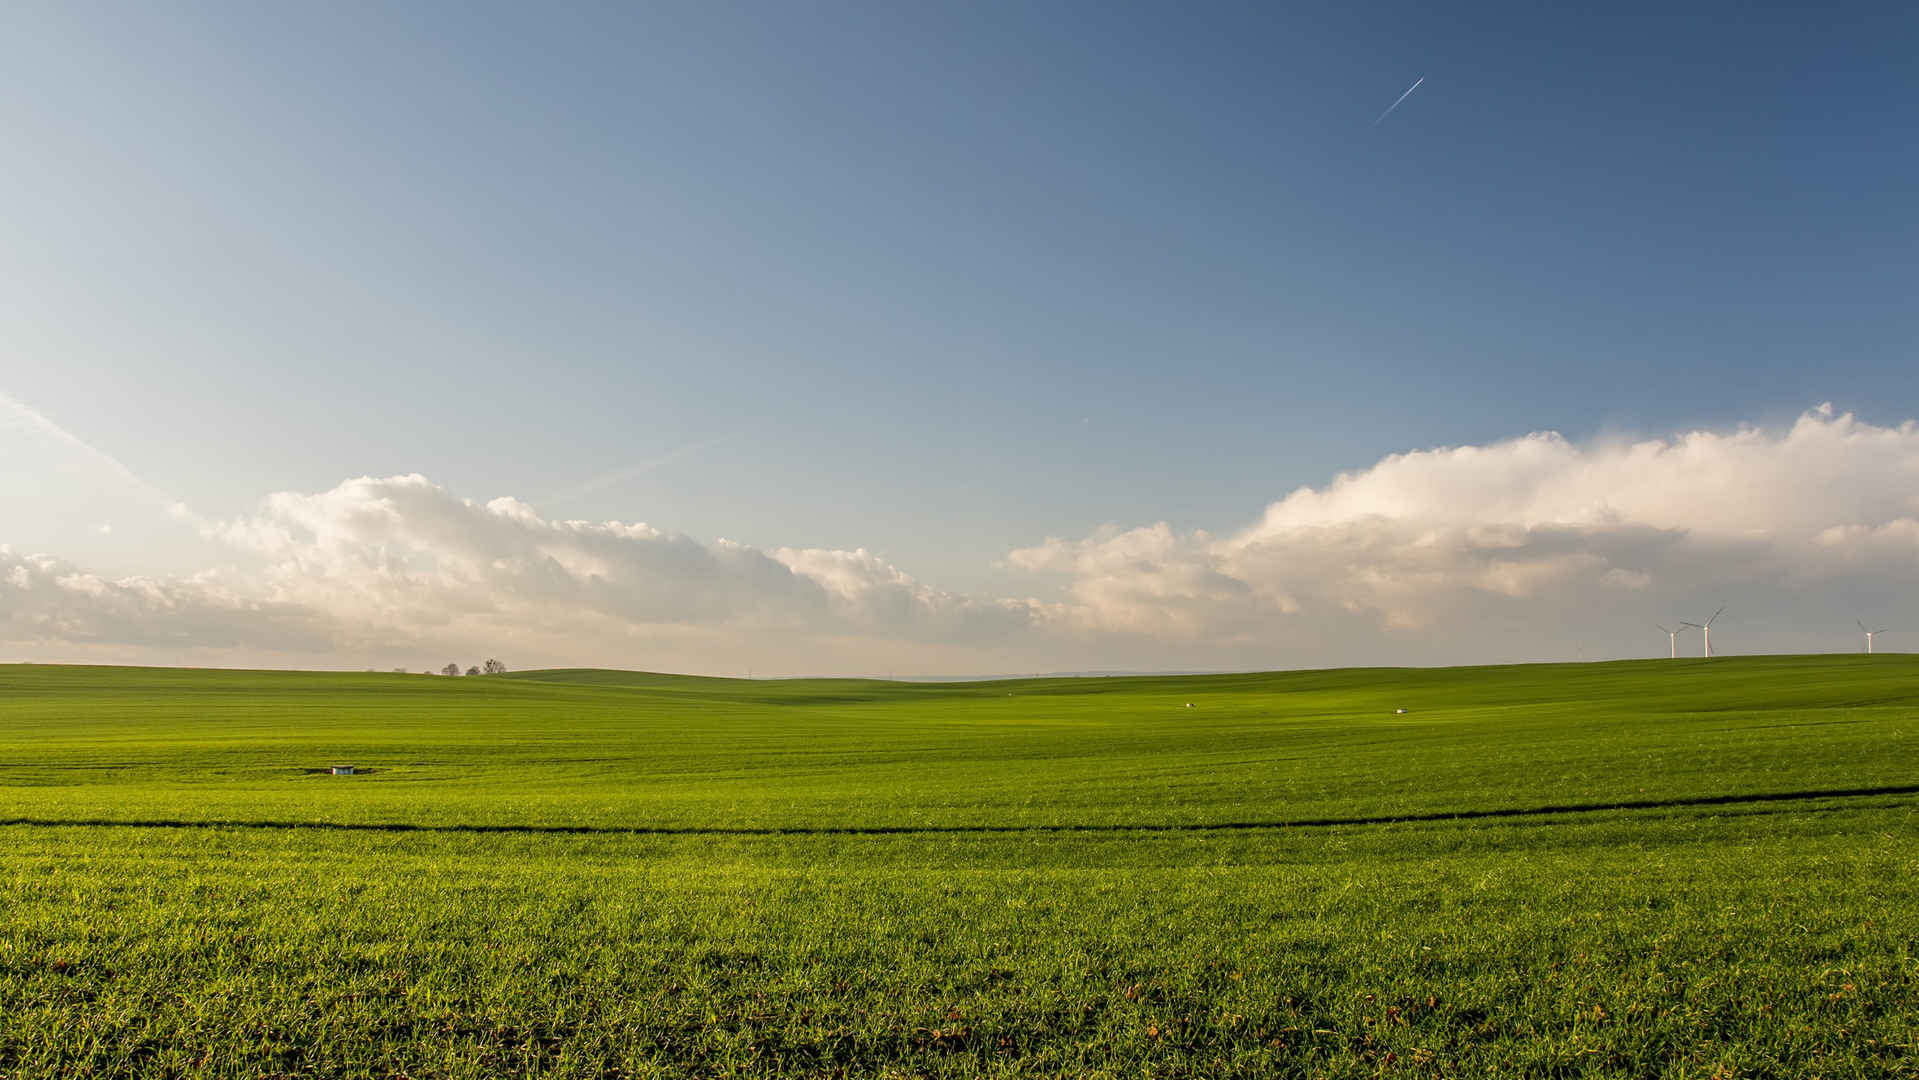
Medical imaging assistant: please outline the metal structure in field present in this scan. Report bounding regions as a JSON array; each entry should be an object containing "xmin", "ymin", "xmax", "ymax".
[
  {"xmin": 1681, "ymin": 607, "xmax": 1726, "ymax": 658},
  {"xmin": 1655, "ymin": 623, "xmax": 1694, "ymax": 659},
  {"xmin": 1859, "ymin": 620, "xmax": 1891, "ymax": 654}
]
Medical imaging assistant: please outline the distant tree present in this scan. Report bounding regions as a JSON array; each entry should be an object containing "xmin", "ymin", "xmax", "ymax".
[
  {"xmin": 441, "ymin": 663, "xmax": 460, "ymax": 676},
  {"xmin": 392, "ymin": 668, "xmax": 407, "ymax": 674},
  {"xmin": 465, "ymin": 665, "xmax": 480, "ymax": 677},
  {"xmin": 483, "ymin": 658, "xmax": 507, "ymax": 675}
]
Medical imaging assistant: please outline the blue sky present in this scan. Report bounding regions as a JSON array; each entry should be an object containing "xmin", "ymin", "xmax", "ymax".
[{"xmin": 3, "ymin": 2, "xmax": 1916, "ymax": 672}]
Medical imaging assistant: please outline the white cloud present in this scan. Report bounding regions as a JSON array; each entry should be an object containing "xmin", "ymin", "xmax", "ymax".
[
  {"xmin": 201, "ymin": 474, "xmax": 1038, "ymax": 646},
  {"xmin": 1012, "ymin": 405, "xmax": 1919, "ymax": 641},
  {"xmin": 0, "ymin": 548, "xmax": 333, "ymax": 651},
  {"xmin": 771, "ymin": 546, "xmax": 1031, "ymax": 638},
  {"xmin": 1, "ymin": 474, "xmax": 1045, "ymax": 669},
  {"xmin": 4, "ymin": 406, "xmax": 1919, "ymax": 672}
]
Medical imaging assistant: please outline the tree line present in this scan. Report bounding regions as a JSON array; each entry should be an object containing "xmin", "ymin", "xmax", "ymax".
[{"xmin": 432, "ymin": 659, "xmax": 507, "ymax": 676}]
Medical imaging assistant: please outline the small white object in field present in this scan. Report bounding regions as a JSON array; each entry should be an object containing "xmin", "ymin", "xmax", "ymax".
[
  {"xmin": 1185, "ymin": 702, "xmax": 1194, "ymax": 708},
  {"xmin": 1395, "ymin": 708, "xmax": 1407, "ymax": 714}
]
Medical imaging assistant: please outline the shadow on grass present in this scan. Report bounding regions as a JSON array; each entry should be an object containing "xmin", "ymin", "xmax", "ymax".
[{"xmin": 1, "ymin": 784, "xmax": 1913, "ymax": 836}]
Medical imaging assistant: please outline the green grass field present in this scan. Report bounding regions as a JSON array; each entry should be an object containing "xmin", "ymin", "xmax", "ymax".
[{"xmin": 1, "ymin": 656, "xmax": 1915, "ymax": 1077}]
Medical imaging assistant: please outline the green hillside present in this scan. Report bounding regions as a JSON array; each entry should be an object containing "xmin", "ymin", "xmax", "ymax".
[
  {"xmin": 1, "ymin": 657, "xmax": 1915, "ymax": 1076},
  {"xmin": 3, "ymin": 655, "xmax": 1915, "ymax": 831}
]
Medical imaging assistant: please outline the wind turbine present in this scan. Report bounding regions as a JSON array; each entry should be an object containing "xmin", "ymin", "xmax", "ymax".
[
  {"xmin": 1655, "ymin": 624, "xmax": 1690, "ymax": 659},
  {"xmin": 1858, "ymin": 620, "xmax": 1891, "ymax": 654},
  {"xmin": 1681, "ymin": 607, "xmax": 1725, "ymax": 658}
]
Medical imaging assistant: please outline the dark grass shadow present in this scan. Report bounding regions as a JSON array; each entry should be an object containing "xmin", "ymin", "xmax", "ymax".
[{"xmin": 1, "ymin": 784, "xmax": 1913, "ymax": 837}]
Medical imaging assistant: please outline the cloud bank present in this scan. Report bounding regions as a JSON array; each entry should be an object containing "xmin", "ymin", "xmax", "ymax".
[
  {"xmin": 1010, "ymin": 404, "xmax": 1919, "ymax": 648},
  {"xmin": 4, "ymin": 406, "xmax": 1918, "ymax": 672}
]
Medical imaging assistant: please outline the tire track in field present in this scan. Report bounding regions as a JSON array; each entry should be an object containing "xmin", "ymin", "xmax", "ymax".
[{"xmin": 1, "ymin": 783, "xmax": 1914, "ymax": 836}]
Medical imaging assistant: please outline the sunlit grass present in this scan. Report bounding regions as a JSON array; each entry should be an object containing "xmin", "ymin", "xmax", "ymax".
[{"xmin": 1, "ymin": 657, "xmax": 1915, "ymax": 1076}]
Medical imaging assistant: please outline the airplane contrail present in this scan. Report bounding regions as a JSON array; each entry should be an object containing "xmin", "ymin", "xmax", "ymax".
[
  {"xmin": 545, "ymin": 432, "xmax": 743, "ymax": 507},
  {"xmin": 0, "ymin": 388, "xmax": 191, "ymax": 517},
  {"xmin": 1372, "ymin": 76, "xmax": 1424, "ymax": 126}
]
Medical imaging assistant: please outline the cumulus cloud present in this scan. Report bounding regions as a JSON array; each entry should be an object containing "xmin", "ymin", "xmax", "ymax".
[
  {"xmin": 771, "ymin": 546, "xmax": 1032, "ymax": 638},
  {"xmin": 1012, "ymin": 405, "xmax": 1919, "ymax": 640},
  {"xmin": 0, "ymin": 548, "xmax": 333, "ymax": 651},
  {"xmin": 215, "ymin": 476, "xmax": 822, "ymax": 631},
  {"xmin": 5, "ymin": 405, "xmax": 1919, "ymax": 671},
  {"xmin": 0, "ymin": 474, "xmax": 1035, "ymax": 665},
  {"xmin": 210, "ymin": 474, "xmax": 1036, "ymax": 645}
]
